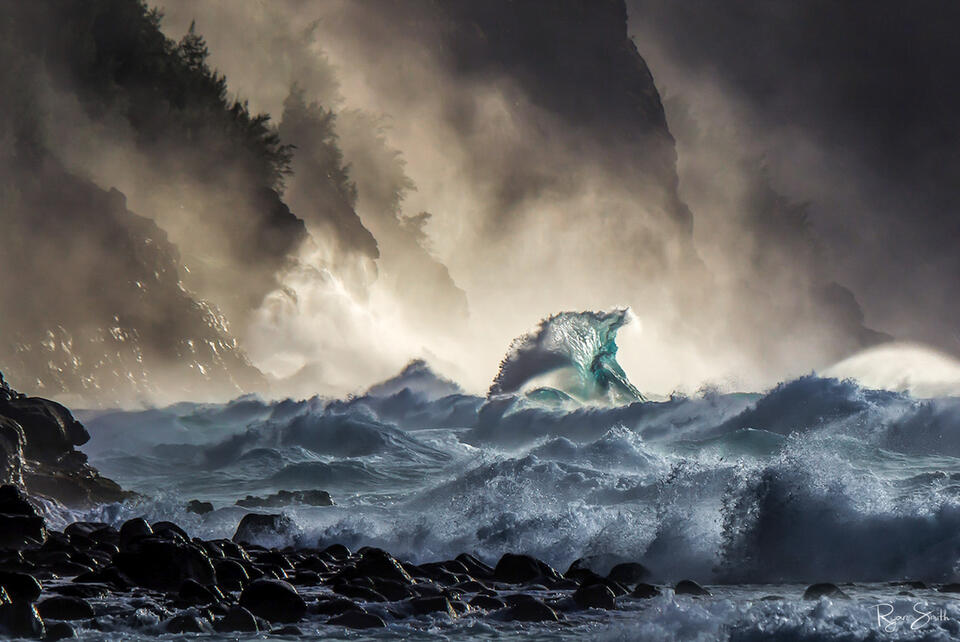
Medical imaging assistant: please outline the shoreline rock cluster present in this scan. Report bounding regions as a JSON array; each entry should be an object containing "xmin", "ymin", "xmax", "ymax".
[
  {"xmin": 0, "ymin": 373, "xmax": 129, "ymax": 509},
  {"xmin": 0, "ymin": 487, "xmax": 690, "ymax": 637}
]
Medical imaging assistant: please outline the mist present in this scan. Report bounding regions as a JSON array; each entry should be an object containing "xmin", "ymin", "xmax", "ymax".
[{"xmin": 3, "ymin": 0, "xmax": 953, "ymax": 406}]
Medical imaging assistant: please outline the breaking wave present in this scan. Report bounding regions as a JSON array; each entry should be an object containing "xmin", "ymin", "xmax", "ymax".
[{"xmin": 72, "ymin": 309, "xmax": 960, "ymax": 588}]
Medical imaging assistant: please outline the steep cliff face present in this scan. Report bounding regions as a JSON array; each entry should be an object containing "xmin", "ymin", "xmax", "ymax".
[
  {"xmin": 438, "ymin": 0, "xmax": 692, "ymax": 232},
  {"xmin": 0, "ymin": 156, "xmax": 265, "ymax": 405}
]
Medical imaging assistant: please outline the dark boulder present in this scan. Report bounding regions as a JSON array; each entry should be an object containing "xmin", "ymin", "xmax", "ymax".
[
  {"xmin": 151, "ymin": 521, "xmax": 189, "ymax": 542},
  {"xmin": 503, "ymin": 597, "xmax": 559, "ymax": 622},
  {"xmin": 213, "ymin": 606, "xmax": 259, "ymax": 633},
  {"xmin": 0, "ymin": 600, "xmax": 45, "ymax": 638},
  {"xmin": 166, "ymin": 613, "xmax": 211, "ymax": 633},
  {"xmin": 44, "ymin": 621, "xmax": 76, "ymax": 640},
  {"xmin": 36, "ymin": 596, "xmax": 93, "ymax": 620},
  {"xmin": 370, "ymin": 578, "xmax": 414, "ymax": 601},
  {"xmin": 631, "ymin": 583, "xmax": 661, "ymax": 599},
  {"xmin": 315, "ymin": 596, "xmax": 364, "ymax": 616},
  {"xmin": 333, "ymin": 583, "xmax": 387, "ymax": 602},
  {"xmin": 338, "ymin": 548, "xmax": 415, "ymax": 585},
  {"xmin": 113, "ymin": 538, "xmax": 215, "ymax": 591},
  {"xmin": 0, "ymin": 571, "xmax": 42, "ymax": 602},
  {"xmin": 0, "ymin": 485, "xmax": 36, "ymax": 516},
  {"xmin": 118, "ymin": 518, "xmax": 152, "ymax": 549},
  {"xmin": 456, "ymin": 553, "xmax": 494, "ymax": 580},
  {"xmin": 179, "ymin": 579, "xmax": 222, "ymax": 604},
  {"xmin": 327, "ymin": 611, "xmax": 386, "ymax": 629},
  {"xmin": 469, "ymin": 594, "xmax": 506, "ymax": 611},
  {"xmin": 63, "ymin": 523, "xmax": 109, "ymax": 540},
  {"xmin": 408, "ymin": 596, "xmax": 457, "ymax": 617},
  {"xmin": 214, "ymin": 559, "xmax": 249, "ymax": 591},
  {"xmin": 803, "ymin": 583, "xmax": 850, "ymax": 600},
  {"xmin": 573, "ymin": 583, "xmax": 616, "ymax": 610},
  {"xmin": 0, "ymin": 514, "xmax": 46, "ymax": 550},
  {"xmin": 607, "ymin": 562, "xmax": 650, "ymax": 586},
  {"xmin": 320, "ymin": 543, "xmax": 350, "ymax": 561},
  {"xmin": 235, "ymin": 490, "xmax": 333, "ymax": 508},
  {"xmin": 493, "ymin": 553, "xmax": 560, "ymax": 584},
  {"xmin": 674, "ymin": 580, "xmax": 711, "ymax": 596},
  {"xmin": 186, "ymin": 500, "xmax": 214, "ymax": 515},
  {"xmin": 232, "ymin": 513, "xmax": 293, "ymax": 545},
  {"xmin": 239, "ymin": 579, "xmax": 306, "ymax": 623}
]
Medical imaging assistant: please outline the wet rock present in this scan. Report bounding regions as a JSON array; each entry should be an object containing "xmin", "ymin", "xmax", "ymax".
[
  {"xmin": 503, "ymin": 597, "xmax": 559, "ymax": 622},
  {"xmin": 113, "ymin": 538, "xmax": 215, "ymax": 591},
  {"xmin": 0, "ymin": 600, "xmax": 45, "ymax": 638},
  {"xmin": 214, "ymin": 559, "xmax": 249, "ymax": 591},
  {"xmin": 186, "ymin": 500, "xmax": 214, "ymax": 516},
  {"xmin": 803, "ymin": 583, "xmax": 850, "ymax": 600},
  {"xmin": 469, "ymin": 595, "xmax": 506, "ymax": 611},
  {"xmin": 327, "ymin": 611, "xmax": 387, "ymax": 629},
  {"xmin": 36, "ymin": 596, "xmax": 93, "ymax": 621},
  {"xmin": 213, "ymin": 605, "xmax": 259, "ymax": 633},
  {"xmin": 939, "ymin": 583, "xmax": 960, "ymax": 593},
  {"xmin": 320, "ymin": 544, "xmax": 350, "ymax": 561},
  {"xmin": 0, "ymin": 397, "xmax": 88, "ymax": 464},
  {"xmin": 44, "ymin": 621, "xmax": 76, "ymax": 640},
  {"xmin": 607, "ymin": 562, "xmax": 650, "ymax": 585},
  {"xmin": 355, "ymin": 548, "xmax": 415, "ymax": 585},
  {"xmin": 63, "ymin": 523, "xmax": 108, "ymax": 540},
  {"xmin": 166, "ymin": 613, "xmax": 211, "ymax": 633},
  {"xmin": 409, "ymin": 596, "xmax": 457, "ymax": 617},
  {"xmin": 630, "ymin": 583, "xmax": 661, "ymax": 599},
  {"xmin": 0, "ymin": 485, "xmax": 36, "ymax": 516},
  {"xmin": 493, "ymin": 553, "xmax": 560, "ymax": 584},
  {"xmin": 236, "ymin": 490, "xmax": 333, "ymax": 508},
  {"xmin": 232, "ymin": 513, "xmax": 293, "ymax": 545},
  {"xmin": 674, "ymin": 580, "xmax": 711, "ymax": 596},
  {"xmin": 456, "ymin": 553, "xmax": 494, "ymax": 580},
  {"xmin": 371, "ymin": 578, "xmax": 414, "ymax": 601},
  {"xmin": 0, "ymin": 571, "xmax": 42, "ymax": 602},
  {"xmin": 333, "ymin": 583, "xmax": 388, "ymax": 602},
  {"xmin": 151, "ymin": 521, "xmax": 189, "ymax": 542},
  {"xmin": 0, "ymin": 514, "xmax": 46, "ymax": 550},
  {"xmin": 573, "ymin": 583, "xmax": 616, "ymax": 610},
  {"xmin": 239, "ymin": 579, "xmax": 306, "ymax": 623},
  {"xmin": 315, "ymin": 596, "xmax": 364, "ymax": 616},
  {"xmin": 454, "ymin": 579, "xmax": 487, "ymax": 593},
  {"xmin": 178, "ymin": 579, "xmax": 222, "ymax": 604},
  {"xmin": 292, "ymin": 569, "xmax": 319, "ymax": 586},
  {"xmin": 118, "ymin": 518, "xmax": 152, "ymax": 549},
  {"xmin": 72, "ymin": 567, "xmax": 129, "ymax": 590}
]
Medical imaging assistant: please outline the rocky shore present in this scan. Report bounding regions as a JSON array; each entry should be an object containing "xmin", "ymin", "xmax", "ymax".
[
  {"xmin": 0, "ymin": 374, "xmax": 129, "ymax": 509},
  {"xmin": 0, "ymin": 482, "xmax": 685, "ymax": 637}
]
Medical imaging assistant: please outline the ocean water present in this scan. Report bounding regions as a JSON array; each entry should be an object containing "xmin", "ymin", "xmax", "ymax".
[{"xmin": 65, "ymin": 312, "xmax": 960, "ymax": 640}]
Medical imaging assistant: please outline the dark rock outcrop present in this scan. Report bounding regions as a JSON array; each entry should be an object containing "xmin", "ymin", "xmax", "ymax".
[
  {"xmin": 235, "ymin": 490, "xmax": 333, "ymax": 508},
  {"xmin": 327, "ymin": 611, "xmax": 387, "ymax": 629},
  {"xmin": 232, "ymin": 513, "xmax": 294, "ymax": 545},
  {"xmin": 493, "ymin": 553, "xmax": 561, "ymax": 585},
  {"xmin": 573, "ymin": 583, "xmax": 617, "ymax": 610},
  {"xmin": 674, "ymin": 580, "xmax": 711, "ymax": 596},
  {"xmin": 803, "ymin": 583, "xmax": 850, "ymax": 600},
  {"xmin": 0, "ymin": 380, "xmax": 129, "ymax": 508},
  {"xmin": 239, "ymin": 579, "xmax": 307, "ymax": 623},
  {"xmin": 36, "ymin": 596, "xmax": 94, "ymax": 621}
]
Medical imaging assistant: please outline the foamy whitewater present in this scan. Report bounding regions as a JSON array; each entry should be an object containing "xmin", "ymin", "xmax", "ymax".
[{"xmin": 66, "ymin": 311, "xmax": 960, "ymax": 639}]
